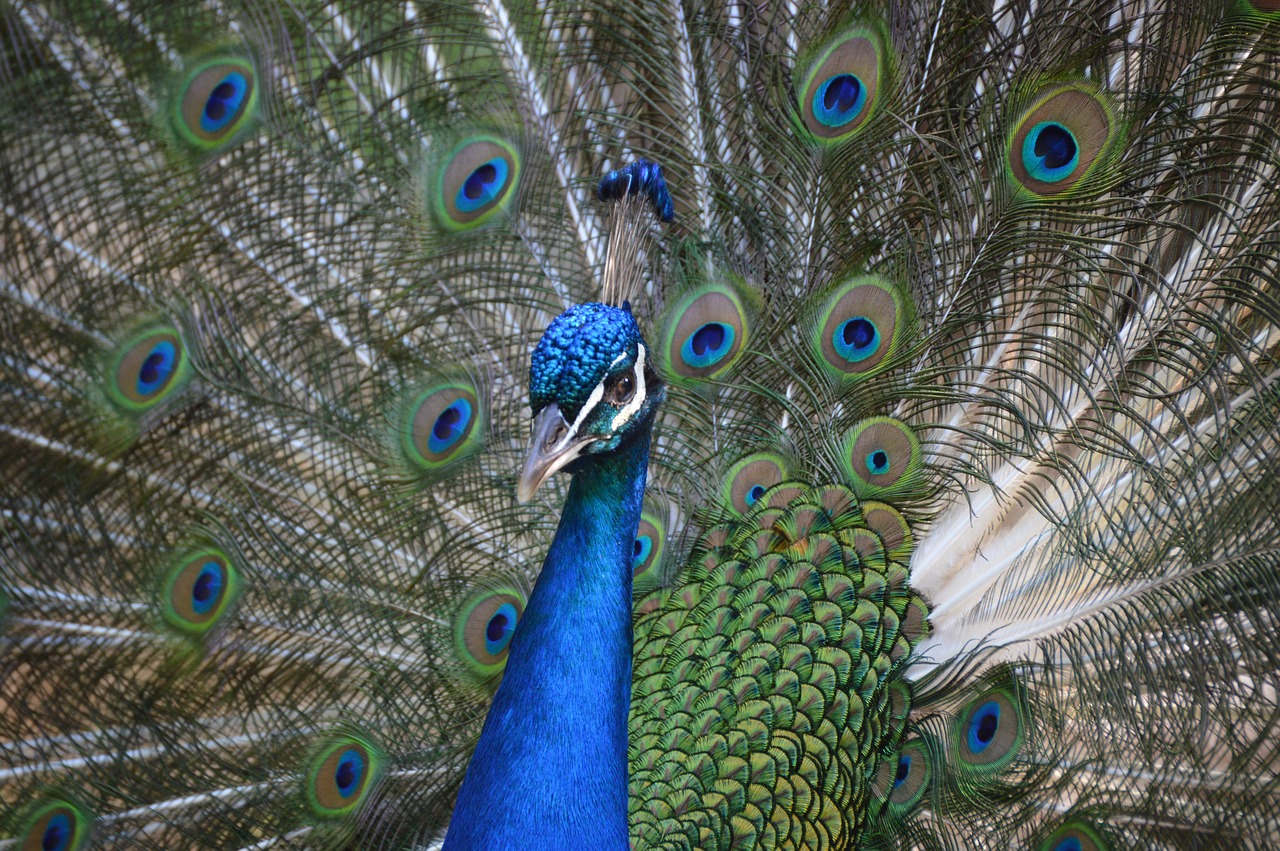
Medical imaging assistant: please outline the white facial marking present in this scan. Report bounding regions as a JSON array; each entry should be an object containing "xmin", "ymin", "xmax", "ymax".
[
  {"xmin": 561, "ymin": 377, "xmax": 607, "ymax": 448},
  {"xmin": 552, "ymin": 348, "xmax": 646, "ymax": 454},
  {"xmin": 611, "ymin": 344, "xmax": 647, "ymax": 431}
]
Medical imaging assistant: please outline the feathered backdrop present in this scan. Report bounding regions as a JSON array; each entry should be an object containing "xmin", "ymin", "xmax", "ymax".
[{"xmin": 2, "ymin": 0, "xmax": 1279, "ymax": 848}]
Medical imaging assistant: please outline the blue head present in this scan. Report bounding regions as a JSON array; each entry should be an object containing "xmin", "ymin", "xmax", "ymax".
[{"xmin": 517, "ymin": 303, "xmax": 664, "ymax": 500}]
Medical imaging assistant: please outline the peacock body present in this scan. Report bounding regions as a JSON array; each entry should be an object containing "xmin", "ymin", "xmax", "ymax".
[{"xmin": 2, "ymin": 0, "xmax": 1280, "ymax": 849}]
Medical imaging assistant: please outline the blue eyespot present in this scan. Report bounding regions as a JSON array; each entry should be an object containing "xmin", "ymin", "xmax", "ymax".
[
  {"xmin": 1043, "ymin": 823, "xmax": 1105, "ymax": 851},
  {"xmin": 456, "ymin": 158, "xmax": 510, "ymax": 214},
  {"xmin": 174, "ymin": 58, "xmax": 259, "ymax": 152},
  {"xmin": 632, "ymin": 513, "xmax": 666, "ymax": 585},
  {"xmin": 333, "ymin": 749, "xmax": 365, "ymax": 800},
  {"xmin": 109, "ymin": 328, "xmax": 190, "ymax": 412},
  {"xmin": 680, "ymin": 322, "xmax": 736, "ymax": 369},
  {"xmin": 632, "ymin": 534, "xmax": 653, "ymax": 573},
  {"xmin": 723, "ymin": 453, "xmax": 788, "ymax": 516},
  {"xmin": 1021, "ymin": 122, "xmax": 1079, "ymax": 184},
  {"xmin": 812, "ymin": 73, "xmax": 867, "ymax": 128},
  {"xmin": 307, "ymin": 736, "xmax": 382, "ymax": 818},
  {"xmin": 484, "ymin": 602, "xmax": 518, "ymax": 656},
  {"xmin": 42, "ymin": 813, "xmax": 72, "ymax": 851},
  {"xmin": 436, "ymin": 136, "xmax": 522, "ymax": 230},
  {"xmin": 892, "ymin": 754, "xmax": 911, "ymax": 789},
  {"xmin": 456, "ymin": 588, "xmax": 525, "ymax": 679},
  {"xmin": 832, "ymin": 316, "xmax": 880, "ymax": 363},
  {"xmin": 18, "ymin": 800, "xmax": 91, "ymax": 851},
  {"xmin": 200, "ymin": 71, "xmax": 248, "ymax": 135},
  {"xmin": 404, "ymin": 382, "xmax": 484, "ymax": 474},
  {"xmin": 967, "ymin": 699, "xmax": 1001, "ymax": 753},
  {"xmin": 135, "ymin": 340, "xmax": 178, "ymax": 398},
  {"xmin": 798, "ymin": 29, "xmax": 885, "ymax": 143},
  {"xmin": 163, "ymin": 550, "xmax": 238, "ymax": 637},
  {"xmin": 190, "ymin": 560, "xmax": 224, "ymax": 615},
  {"xmin": 427, "ymin": 398, "xmax": 473, "ymax": 455},
  {"xmin": 879, "ymin": 739, "xmax": 931, "ymax": 811},
  {"xmin": 866, "ymin": 450, "xmax": 891, "ymax": 476}
]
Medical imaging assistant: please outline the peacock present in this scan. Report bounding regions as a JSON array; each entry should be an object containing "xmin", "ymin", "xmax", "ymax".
[{"xmin": 2, "ymin": 0, "xmax": 1280, "ymax": 847}]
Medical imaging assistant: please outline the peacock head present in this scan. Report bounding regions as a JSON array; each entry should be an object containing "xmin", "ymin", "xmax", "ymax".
[{"xmin": 517, "ymin": 302, "xmax": 664, "ymax": 501}]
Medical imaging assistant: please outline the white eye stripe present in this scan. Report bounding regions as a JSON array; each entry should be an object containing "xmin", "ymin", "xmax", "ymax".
[
  {"xmin": 611, "ymin": 344, "xmax": 647, "ymax": 431},
  {"xmin": 564, "ymin": 376, "xmax": 607, "ymax": 444},
  {"xmin": 559, "ymin": 346, "xmax": 647, "ymax": 448}
]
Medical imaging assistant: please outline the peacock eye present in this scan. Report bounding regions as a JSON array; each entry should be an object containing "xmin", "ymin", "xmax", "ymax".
[{"xmin": 610, "ymin": 374, "xmax": 635, "ymax": 404}]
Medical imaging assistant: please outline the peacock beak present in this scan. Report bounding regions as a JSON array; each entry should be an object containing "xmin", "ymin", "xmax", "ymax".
[{"xmin": 516, "ymin": 403, "xmax": 596, "ymax": 502}]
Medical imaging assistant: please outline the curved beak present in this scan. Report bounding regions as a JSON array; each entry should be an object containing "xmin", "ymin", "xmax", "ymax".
[{"xmin": 516, "ymin": 403, "xmax": 596, "ymax": 503}]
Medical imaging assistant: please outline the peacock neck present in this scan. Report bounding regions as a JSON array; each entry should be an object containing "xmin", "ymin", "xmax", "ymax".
[{"xmin": 444, "ymin": 428, "xmax": 650, "ymax": 850}]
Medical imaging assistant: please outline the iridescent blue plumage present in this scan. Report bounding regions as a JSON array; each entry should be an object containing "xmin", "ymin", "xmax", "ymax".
[
  {"xmin": 529, "ymin": 303, "xmax": 644, "ymax": 417},
  {"xmin": 446, "ymin": 301, "xmax": 664, "ymax": 849},
  {"xmin": 597, "ymin": 159, "xmax": 675, "ymax": 222}
]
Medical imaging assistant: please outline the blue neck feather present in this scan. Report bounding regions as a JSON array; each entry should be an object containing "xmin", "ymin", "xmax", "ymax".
[{"xmin": 444, "ymin": 430, "xmax": 650, "ymax": 850}]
